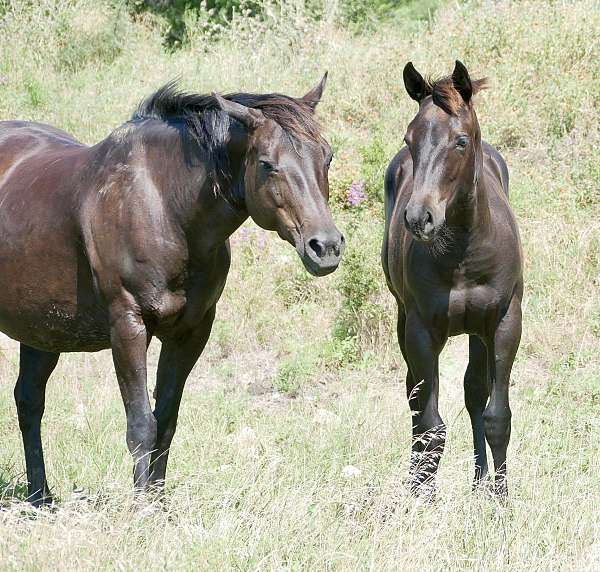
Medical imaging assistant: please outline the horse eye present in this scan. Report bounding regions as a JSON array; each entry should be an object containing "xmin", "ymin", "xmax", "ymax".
[
  {"xmin": 259, "ymin": 160, "xmax": 276, "ymax": 172},
  {"xmin": 456, "ymin": 136, "xmax": 468, "ymax": 149}
]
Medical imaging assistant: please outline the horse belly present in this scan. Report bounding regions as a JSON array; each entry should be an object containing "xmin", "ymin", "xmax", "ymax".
[
  {"xmin": 0, "ymin": 290, "xmax": 110, "ymax": 353},
  {"xmin": 0, "ymin": 256, "xmax": 110, "ymax": 352},
  {"xmin": 0, "ymin": 234, "xmax": 110, "ymax": 352}
]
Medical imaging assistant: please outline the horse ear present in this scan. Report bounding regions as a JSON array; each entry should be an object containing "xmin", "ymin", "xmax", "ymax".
[
  {"xmin": 212, "ymin": 93, "xmax": 264, "ymax": 131},
  {"xmin": 301, "ymin": 72, "xmax": 328, "ymax": 111},
  {"xmin": 452, "ymin": 60, "xmax": 473, "ymax": 103},
  {"xmin": 403, "ymin": 62, "xmax": 430, "ymax": 103}
]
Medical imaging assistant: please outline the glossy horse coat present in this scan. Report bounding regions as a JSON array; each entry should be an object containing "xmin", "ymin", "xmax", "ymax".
[
  {"xmin": 0, "ymin": 75, "xmax": 343, "ymax": 505},
  {"xmin": 382, "ymin": 61, "xmax": 523, "ymax": 498}
]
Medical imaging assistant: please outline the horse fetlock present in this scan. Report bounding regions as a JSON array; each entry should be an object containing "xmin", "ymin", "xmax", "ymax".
[
  {"xmin": 492, "ymin": 471, "xmax": 509, "ymax": 500},
  {"xmin": 409, "ymin": 439, "xmax": 445, "ymax": 485},
  {"xmin": 409, "ymin": 458, "xmax": 439, "ymax": 501},
  {"xmin": 126, "ymin": 423, "xmax": 157, "ymax": 457},
  {"xmin": 29, "ymin": 490, "xmax": 54, "ymax": 509}
]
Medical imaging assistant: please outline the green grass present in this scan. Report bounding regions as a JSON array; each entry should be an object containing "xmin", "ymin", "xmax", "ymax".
[{"xmin": 0, "ymin": 0, "xmax": 599, "ymax": 569}]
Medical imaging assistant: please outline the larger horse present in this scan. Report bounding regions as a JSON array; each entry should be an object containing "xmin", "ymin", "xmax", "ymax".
[
  {"xmin": 0, "ymin": 75, "xmax": 344, "ymax": 506},
  {"xmin": 382, "ymin": 61, "xmax": 523, "ymax": 498}
]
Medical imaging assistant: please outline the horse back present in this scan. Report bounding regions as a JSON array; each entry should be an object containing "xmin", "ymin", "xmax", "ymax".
[
  {"xmin": 482, "ymin": 141, "xmax": 509, "ymax": 197},
  {"xmin": 0, "ymin": 120, "xmax": 84, "ymax": 151},
  {"xmin": 0, "ymin": 121, "xmax": 86, "ymax": 190}
]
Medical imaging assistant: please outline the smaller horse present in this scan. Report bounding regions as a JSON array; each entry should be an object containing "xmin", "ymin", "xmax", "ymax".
[{"xmin": 382, "ymin": 61, "xmax": 523, "ymax": 498}]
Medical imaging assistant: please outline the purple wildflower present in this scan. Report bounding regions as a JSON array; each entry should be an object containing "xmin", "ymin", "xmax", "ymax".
[
  {"xmin": 239, "ymin": 227, "xmax": 250, "ymax": 242},
  {"xmin": 256, "ymin": 231, "xmax": 267, "ymax": 249},
  {"xmin": 346, "ymin": 180, "xmax": 367, "ymax": 207}
]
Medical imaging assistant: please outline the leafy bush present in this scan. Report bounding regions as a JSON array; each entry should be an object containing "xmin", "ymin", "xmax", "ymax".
[
  {"xmin": 274, "ymin": 350, "xmax": 317, "ymax": 397},
  {"xmin": 130, "ymin": 0, "xmax": 435, "ymax": 46},
  {"xmin": 129, "ymin": 0, "xmax": 262, "ymax": 46},
  {"xmin": 333, "ymin": 215, "xmax": 380, "ymax": 343},
  {"xmin": 56, "ymin": 5, "xmax": 127, "ymax": 72}
]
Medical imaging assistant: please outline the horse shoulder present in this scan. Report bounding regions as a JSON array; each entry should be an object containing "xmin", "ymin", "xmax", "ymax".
[{"xmin": 80, "ymin": 166, "xmax": 184, "ymax": 299}]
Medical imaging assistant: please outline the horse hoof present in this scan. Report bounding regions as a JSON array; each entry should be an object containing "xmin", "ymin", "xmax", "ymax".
[{"xmin": 30, "ymin": 495, "xmax": 54, "ymax": 510}]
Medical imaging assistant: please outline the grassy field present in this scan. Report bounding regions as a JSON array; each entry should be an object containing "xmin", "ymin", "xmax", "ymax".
[{"xmin": 0, "ymin": 0, "xmax": 599, "ymax": 569}]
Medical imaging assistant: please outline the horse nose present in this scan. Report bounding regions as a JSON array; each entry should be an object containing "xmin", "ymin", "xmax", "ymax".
[
  {"xmin": 308, "ymin": 232, "xmax": 344, "ymax": 259},
  {"xmin": 306, "ymin": 231, "xmax": 344, "ymax": 275},
  {"xmin": 404, "ymin": 206, "xmax": 434, "ymax": 238}
]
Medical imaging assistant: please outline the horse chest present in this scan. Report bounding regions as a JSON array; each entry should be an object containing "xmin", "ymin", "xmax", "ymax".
[
  {"xmin": 447, "ymin": 282, "xmax": 499, "ymax": 336},
  {"xmin": 150, "ymin": 258, "xmax": 230, "ymax": 339}
]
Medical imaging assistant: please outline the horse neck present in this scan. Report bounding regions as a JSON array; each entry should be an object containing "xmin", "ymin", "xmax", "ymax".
[
  {"xmin": 191, "ymin": 124, "xmax": 252, "ymax": 246},
  {"xmin": 144, "ymin": 123, "xmax": 249, "ymax": 249}
]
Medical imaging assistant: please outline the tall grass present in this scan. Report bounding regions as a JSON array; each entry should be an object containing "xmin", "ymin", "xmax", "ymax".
[{"xmin": 0, "ymin": 0, "xmax": 598, "ymax": 569}]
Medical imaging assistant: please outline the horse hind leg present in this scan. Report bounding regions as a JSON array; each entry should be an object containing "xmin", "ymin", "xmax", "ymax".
[
  {"xmin": 13, "ymin": 344, "xmax": 60, "ymax": 507},
  {"xmin": 483, "ymin": 296, "xmax": 522, "ymax": 499},
  {"xmin": 464, "ymin": 335, "xmax": 490, "ymax": 488}
]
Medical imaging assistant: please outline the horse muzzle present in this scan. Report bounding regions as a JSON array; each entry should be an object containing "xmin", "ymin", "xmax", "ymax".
[
  {"xmin": 404, "ymin": 204, "xmax": 437, "ymax": 242},
  {"xmin": 300, "ymin": 230, "xmax": 345, "ymax": 276}
]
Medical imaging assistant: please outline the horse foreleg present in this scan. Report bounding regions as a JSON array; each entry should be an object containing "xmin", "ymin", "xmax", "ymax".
[
  {"xmin": 14, "ymin": 344, "xmax": 59, "ymax": 507},
  {"xmin": 110, "ymin": 302, "xmax": 155, "ymax": 493},
  {"xmin": 149, "ymin": 306, "xmax": 216, "ymax": 492},
  {"xmin": 484, "ymin": 295, "xmax": 522, "ymax": 499},
  {"xmin": 404, "ymin": 310, "xmax": 447, "ymax": 499}
]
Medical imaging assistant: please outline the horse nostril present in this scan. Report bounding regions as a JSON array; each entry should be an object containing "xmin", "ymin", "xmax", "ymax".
[
  {"xmin": 424, "ymin": 210, "xmax": 433, "ymax": 225},
  {"xmin": 404, "ymin": 208, "xmax": 409, "ymax": 226},
  {"xmin": 309, "ymin": 238, "xmax": 325, "ymax": 258}
]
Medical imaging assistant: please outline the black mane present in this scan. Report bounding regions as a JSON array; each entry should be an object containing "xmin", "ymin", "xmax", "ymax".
[{"xmin": 132, "ymin": 81, "xmax": 322, "ymax": 203}]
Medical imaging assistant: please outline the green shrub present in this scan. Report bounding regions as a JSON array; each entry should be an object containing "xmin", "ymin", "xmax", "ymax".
[
  {"xmin": 320, "ymin": 336, "xmax": 360, "ymax": 368},
  {"xmin": 333, "ymin": 217, "xmax": 380, "ymax": 342},
  {"xmin": 129, "ymin": 0, "xmax": 262, "ymax": 46},
  {"xmin": 130, "ymin": 0, "xmax": 436, "ymax": 47},
  {"xmin": 23, "ymin": 77, "xmax": 46, "ymax": 108},
  {"xmin": 274, "ymin": 351, "xmax": 317, "ymax": 397},
  {"xmin": 359, "ymin": 135, "xmax": 389, "ymax": 202},
  {"xmin": 56, "ymin": 7, "xmax": 126, "ymax": 72}
]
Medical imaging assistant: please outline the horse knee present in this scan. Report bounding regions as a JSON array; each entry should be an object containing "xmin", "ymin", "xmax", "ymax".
[{"xmin": 483, "ymin": 407, "xmax": 511, "ymax": 448}]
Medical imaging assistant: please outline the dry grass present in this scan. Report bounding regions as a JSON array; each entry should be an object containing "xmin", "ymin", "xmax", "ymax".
[{"xmin": 0, "ymin": 0, "xmax": 599, "ymax": 569}]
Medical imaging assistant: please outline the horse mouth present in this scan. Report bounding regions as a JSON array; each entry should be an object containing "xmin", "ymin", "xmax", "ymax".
[
  {"xmin": 300, "ymin": 255, "xmax": 340, "ymax": 277},
  {"xmin": 279, "ymin": 225, "xmax": 343, "ymax": 277},
  {"xmin": 409, "ymin": 224, "xmax": 454, "ymax": 256},
  {"xmin": 410, "ymin": 230, "xmax": 435, "ymax": 243}
]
